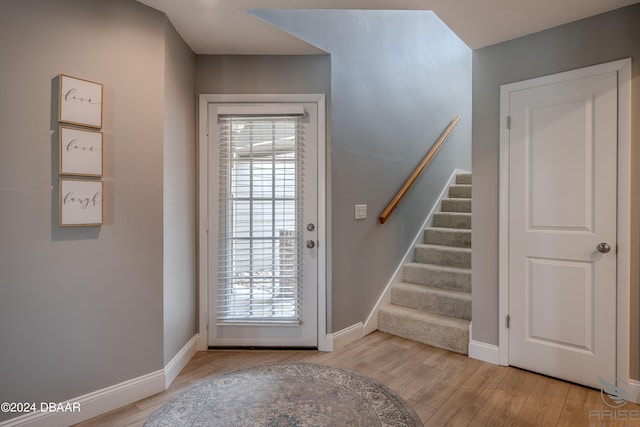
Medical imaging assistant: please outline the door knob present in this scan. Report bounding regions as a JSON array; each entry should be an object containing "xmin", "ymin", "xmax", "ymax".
[
  {"xmin": 597, "ymin": 242, "xmax": 611, "ymax": 253},
  {"xmin": 306, "ymin": 240, "xmax": 315, "ymax": 249}
]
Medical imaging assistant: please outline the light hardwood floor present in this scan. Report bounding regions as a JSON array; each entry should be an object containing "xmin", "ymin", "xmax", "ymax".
[{"xmin": 75, "ymin": 331, "xmax": 639, "ymax": 427}]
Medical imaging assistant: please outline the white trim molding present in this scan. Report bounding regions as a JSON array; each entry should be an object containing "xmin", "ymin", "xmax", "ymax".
[
  {"xmin": 164, "ymin": 335, "xmax": 199, "ymax": 389},
  {"xmin": 629, "ymin": 379, "xmax": 640, "ymax": 405},
  {"xmin": 468, "ymin": 323, "xmax": 501, "ymax": 365},
  {"xmin": 468, "ymin": 341, "xmax": 501, "ymax": 365},
  {"xmin": 0, "ymin": 336, "xmax": 199, "ymax": 427},
  {"xmin": 324, "ymin": 323, "xmax": 364, "ymax": 352},
  {"xmin": 0, "ymin": 371, "xmax": 164, "ymax": 427},
  {"xmin": 498, "ymin": 59, "xmax": 632, "ymax": 385}
]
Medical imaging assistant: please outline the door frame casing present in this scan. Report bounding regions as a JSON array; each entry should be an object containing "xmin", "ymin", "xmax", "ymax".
[
  {"xmin": 197, "ymin": 93, "xmax": 328, "ymax": 351},
  {"xmin": 498, "ymin": 59, "xmax": 632, "ymax": 383}
]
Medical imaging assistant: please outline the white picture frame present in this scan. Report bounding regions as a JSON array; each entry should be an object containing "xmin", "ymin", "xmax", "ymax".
[
  {"xmin": 59, "ymin": 126, "xmax": 103, "ymax": 177},
  {"xmin": 59, "ymin": 178, "xmax": 103, "ymax": 227},
  {"xmin": 58, "ymin": 74, "xmax": 103, "ymax": 129}
]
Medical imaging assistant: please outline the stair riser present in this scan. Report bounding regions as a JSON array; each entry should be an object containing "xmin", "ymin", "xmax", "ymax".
[
  {"xmin": 432, "ymin": 213, "xmax": 471, "ymax": 229},
  {"xmin": 424, "ymin": 229, "xmax": 471, "ymax": 248},
  {"xmin": 441, "ymin": 199, "xmax": 471, "ymax": 213},
  {"xmin": 378, "ymin": 309, "xmax": 468, "ymax": 354},
  {"xmin": 448, "ymin": 185, "xmax": 471, "ymax": 199},
  {"xmin": 391, "ymin": 286, "xmax": 471, "ymax": 320},
  {"xmin": 456, "ymin": 173, "xmax": 472, "ymax": 185},
  {"xmin": 403, "ymin": 265, "xmax": 471, "ymax": 292},
  {"xmin": 414, "ymin": 246, "xmax": 471, "ymax": 269}
]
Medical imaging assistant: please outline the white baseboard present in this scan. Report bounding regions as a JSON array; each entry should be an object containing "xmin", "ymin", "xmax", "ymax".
[
  {"xmin": 363, "ymin": 292, "xmax": 389, "ymax": 336},
  {"xmin": 325, "ymin": 323, "xmax": 364, "ymax": 352},
  {"xmin": 629, "ymin": 379, "xmax": 640, "ymax": 404},
  {"xmin": 317, "ymin": 332, "xmax": 332, "ymax": 352},
  {"xmin": 363, "ymin": 168, "xmax": 470, "ymax": 336},
  {"xmin": 0, "ymin": 334, "xmax": 200, "ymax": 427},
  {"xmin": 468, "ymin": 339, "xmax": 500, "ymax": 365},
  {"xmin": 165, "ymin": 335, "xmax": 199, "ymax": 388},
  {"xmin": 0, "ymin": 370, "xmax": 165, "ymax": 427}
]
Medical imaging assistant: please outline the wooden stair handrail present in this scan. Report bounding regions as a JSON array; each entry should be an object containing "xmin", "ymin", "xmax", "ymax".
[{"xmin": 379, "ymin": 115, "xmax": 461, "ymax": 224}]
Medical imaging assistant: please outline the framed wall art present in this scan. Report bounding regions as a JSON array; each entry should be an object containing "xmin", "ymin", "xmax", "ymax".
[
  {"xmin": 58, "ymin": 74, "xmax": 103, "ymax": 129},
  {"xmin": 59, "ymin": 178, "xmax": 103, "ymax": 227},
  {"xmin": 59, "ymin": 126, "xmax": 103, "ymax": 177}
]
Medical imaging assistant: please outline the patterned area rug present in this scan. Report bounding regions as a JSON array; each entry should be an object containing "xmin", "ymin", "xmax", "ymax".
[{"xmin": 145, "ymin": 363, "xmax": 422, "ymax": 426}]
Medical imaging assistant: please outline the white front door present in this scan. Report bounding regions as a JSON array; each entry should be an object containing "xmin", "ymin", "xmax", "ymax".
[
  {"xmin": 505, "ymin": 67, "xmax": 618, "ymax": 388},
  {"xmin": 207, "ymin": 101, "xmax": 319, "ymax": 348}
]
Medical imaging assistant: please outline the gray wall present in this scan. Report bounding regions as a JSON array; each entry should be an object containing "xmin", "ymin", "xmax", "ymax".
[
  {"xmin": 0, "ymin": 0, "xmax": 197, "ymax": 421},
  {"xmin": 246, "ymin": 10, "xmax": 472, "ymax": 331},
  {"xmin": 472, "ymin": 3, "xmax": 640, "ymax": 379},
  {"xmin": 163, "ymin": 19, "xmax": 197, "ymax": 365},
  {"xmin": 196, "ymin": 55, "xmax": 331, "ymax": 95}
]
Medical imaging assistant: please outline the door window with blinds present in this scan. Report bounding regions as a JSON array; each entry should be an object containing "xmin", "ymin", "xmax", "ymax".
[
  {"xmin": 217, "ymin": 107, "xmax": 305, "ymax": 325},
  {"xmin": 207, "ymin": 100, "xmax": 319, "ymax": 348}
]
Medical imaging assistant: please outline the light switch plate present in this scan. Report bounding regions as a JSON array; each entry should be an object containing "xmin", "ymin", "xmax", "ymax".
[{"xmin": 355, "ymin": 204, "xmax": 367, "ymax": 220}]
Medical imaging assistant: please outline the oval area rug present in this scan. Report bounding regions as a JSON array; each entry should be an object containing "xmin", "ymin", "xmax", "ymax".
[{"xmin": 144, "ymin": 362, "xmax": 422, "ymax": 426}]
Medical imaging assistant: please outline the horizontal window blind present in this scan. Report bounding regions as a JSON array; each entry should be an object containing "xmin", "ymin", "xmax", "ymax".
[{"xmin": 217, "ymin": 114, "xmax": 305, "ymax": 324}]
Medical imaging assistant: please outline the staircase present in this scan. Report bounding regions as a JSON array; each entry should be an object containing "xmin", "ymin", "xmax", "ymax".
[{"xmin": 378, "ymin": 173, "xmax": 471, "ymax": 354}]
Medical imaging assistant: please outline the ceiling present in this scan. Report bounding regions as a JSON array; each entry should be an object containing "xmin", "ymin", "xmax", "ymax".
[{"xmin": 136, "ymin": 0, "xmax": 639, "ymax": 54}]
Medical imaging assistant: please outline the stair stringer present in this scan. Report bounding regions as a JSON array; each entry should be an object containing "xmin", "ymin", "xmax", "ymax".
[{"xmin": 363, "ymin": 168, "xmax": 471, "ymax": 335}]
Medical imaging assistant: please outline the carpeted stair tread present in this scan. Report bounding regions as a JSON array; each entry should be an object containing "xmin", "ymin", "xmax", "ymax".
[
  {"xmin": 432, "ymin": 212, "xmax": 471, "ymax": 229},
  {"xmin": 424, "ymin": 227, "xmax": 471, "ymax": 248},
  {"xmin": 456, "ymin": 173, "xmax": 472, "ymax": 185},
  {"xmin": 391, "ymin": 282, "xmax": 471, "ymax": 320},
  {"xmin": 414, "ymin": 244, "xmax": 471, "ymax": 268},
  {"xmin": 448, "ymin": 184, "xmax": 471, "ymax": 199},
  {"xmin": 378, "ymin": 304, "xmax": 469, "ymax": 354},
  {"xmin": 403, "ymin": 262, "xmax": 471, "ymax": 292},
  {"xmin": 441, "ymin": 198, "xmax": 471, "ymax": 213}
]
